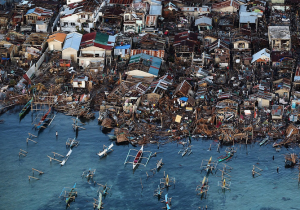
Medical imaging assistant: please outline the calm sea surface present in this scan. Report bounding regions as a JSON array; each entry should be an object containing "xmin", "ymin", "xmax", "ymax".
[{"xmin": 0, "ymin": 107, "xmax": 300, "ymax": 210}]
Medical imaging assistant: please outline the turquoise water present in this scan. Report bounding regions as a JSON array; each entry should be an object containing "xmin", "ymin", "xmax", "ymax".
[{"xmin": 0, "ymin": 108, "xmax": 300, "ymax": 210}]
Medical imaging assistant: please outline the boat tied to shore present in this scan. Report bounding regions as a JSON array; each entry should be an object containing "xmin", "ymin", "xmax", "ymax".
[{"xmin": 19, "ymin": 97, "xmax": 33, "ymax": 118}]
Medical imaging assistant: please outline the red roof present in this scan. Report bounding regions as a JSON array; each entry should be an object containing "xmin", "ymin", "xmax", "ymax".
[{"xmin": 80, "ymin": 32, "xmax": 96, "ymax": 46}]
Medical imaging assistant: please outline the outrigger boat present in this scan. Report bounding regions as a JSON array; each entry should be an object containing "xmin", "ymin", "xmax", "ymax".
[
  {"xmin": 196, "ymin": 176, "xmax": 209, "ymax": 196},
  {"xmin": 133, "ymin": 145, "xmax": 143, "ymax": 169},
  {"xmin": 160, "ymin": 173, "xmax": 175, "ymax": 189},
  {"xmin": 19, "ymin": 97, "xmax": 33, "ymax": 118},
  {"xmin": 82, "ymin": 168, "xmax": 96, "ymax": 181},
  {"xmin": 97, "ymin": 183, "xmax": 112, "ymax": 196},
  {"xmin": 154, "ymin": 185, "xmax": 163, "ymax": 199},
  {"xmin": 61, "ymin": 149, "xmax": 72, "ymax": 166},
  {"xmin": 35, "ymin": 107, "xmax": 51, "ymax": 130},
  {"xmin": 60, "ymin": 183, "xmax": 77, "ymax": 207},
  {"xmin": 201, "ymin": 156, "xmax": 217, "ymax": 174},
  {"xmin": 124, "ymin": 145, "xmax": 152, "ymax": 170},
  {"xmin": 97, "ymin": 143, "xmax": 114, "ymax": 157}
]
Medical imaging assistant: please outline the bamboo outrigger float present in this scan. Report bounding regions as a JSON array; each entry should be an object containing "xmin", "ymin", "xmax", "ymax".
[
  {"xmin": 19, "ymin": 97, "xmax": 33, "ymax": 118},
  {"xmin": 124, "ymin": 145, "xmax": 152, "ymax": 170}
]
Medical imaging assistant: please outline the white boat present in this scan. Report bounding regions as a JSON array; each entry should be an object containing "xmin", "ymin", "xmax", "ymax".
[
  {"xmin": 97, "ymin": 143, "xmax": 114, "ymax": 157},
  {"xmin": 61, "ymin": 149, "xmax": 72, "ymax": 166},
  {"xmin": 133, "ymin": 145, "xmax": 143, "ymax": 170},
  {"xmin": 97, "ymin": 193, "xmax": 102, "ymax": 209}
]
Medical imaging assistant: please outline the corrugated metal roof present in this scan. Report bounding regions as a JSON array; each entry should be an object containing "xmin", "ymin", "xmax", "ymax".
[
  {"xmin": 95, "ymin": 33, "xmax": 109, "ymax": 45},
  {"xmin": 63, "ymin": 32, "xmax": 83, "ymax": 51},
  {"xmin": 129, "ymin": 53, "xmax": 162, "ymax": 76},
  {"xmin": 195, "ymin": 16, "xmax": 212, "ymax": 26},
  {"xmin": 149, "ymin": 5, "xmax": 162, "ymax": 15}
]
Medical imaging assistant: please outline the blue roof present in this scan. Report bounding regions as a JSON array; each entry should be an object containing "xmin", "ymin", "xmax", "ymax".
[
  {"xmin": 129, "ymin": 53, "xmax": 162, "ymax": 76},
  {"xmin": 26, "ymin": 8, "xmax": 35, "ymax": 15},
  {"xmin": 63, "ymin": 32, "xmax": 82, "ymax": 51},
  {"xmin": 115, "ymin": 45, "xmax": 131, "ymax": 49}
]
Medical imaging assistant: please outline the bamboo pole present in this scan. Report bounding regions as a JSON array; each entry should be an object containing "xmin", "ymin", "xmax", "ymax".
[
  {"xmin": 52, "ymin": 152, "xmax": 64, "ymax": 158},
  {"xmin": 47, "ymin": 155, "xmax": 62, "ymax": 163},
  {"xmin": 28, "ymin": 133, "xmax": 37, "ymax": 138},
  {"xmin": 28, "ymin": 176, "xmax": 39, "ymax": 180},
  {"xmin": 27, "ymin": 138, "xmax": 37, "ymax": 144},
  {"xmin": 32, "ymin": 168, "xmax": 44, "ymax": 174},
  {"xmin": 20, "ymin": 149, "xmax": 28, "ymax": 153}
]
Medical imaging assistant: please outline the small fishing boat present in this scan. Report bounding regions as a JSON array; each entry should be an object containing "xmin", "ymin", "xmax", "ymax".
[
  {"xmin": 157, "ymin": 158, "xmax": 163, "ymax": 170},
  {"xmin": 164, "ymin": 193, "xmax": 171, "ymax": 210},
  {"xmin": 97, "ymin": 143, "xmax": 114, "ymax": 157},
  {"xmin": 259, "ymin": 137, "xmax": 269, "ymax": 146},
  {"xmin": 59, "ymin": 183, "xmax": 77, "ymax": 207},
  {"xmin": 218, "ymin": 151, "xmax": 233, "ymax": 162},
  {"xmin": 66, "ymin": 183, "xmax": 77, "ymax": 204},
  {"xmin": 133, "ymin": 145, "xmax": 143, "ymax": 169},
  {"xmin": 19, "ymin": 97, "xmax": 33, "ymax": 118},
  {"xmin": 61, "ymin": 149, "xmax": 72, "ymax": 166},
  {"xmin": 36, "ymin": 107, "xmax": 51, "ymax": 129}
]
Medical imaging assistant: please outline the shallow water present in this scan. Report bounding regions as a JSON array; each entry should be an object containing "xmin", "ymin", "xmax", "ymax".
[{"xmin": 0, "ymin": 108, "xmax": 300, "ymax": 210}]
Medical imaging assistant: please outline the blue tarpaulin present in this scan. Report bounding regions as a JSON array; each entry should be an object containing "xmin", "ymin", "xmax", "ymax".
[
  {"xmin": 1, "ymin": 57, "xmax": 10, "ymax": 60},
  {"xmin": 179, "ymin": 97, "xmax": 188, "ymax": 102},
  {"xmin": 115, "ymin": 45, "xmax": 131, "ymax": 49}
]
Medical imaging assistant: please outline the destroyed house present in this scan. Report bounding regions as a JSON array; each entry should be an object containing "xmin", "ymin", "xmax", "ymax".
[
  {"xmin": 0, "ymin": 11, "xmax": 11, "ymax": 28},
  {"xmin": 60, "ymin": 0, "xmax": 103, "ymax": 33},
  {"xmin": 271, "ymin": 105, "xmax": 284, "ymax": 120},
  {"xmin": 232, "ymin": 37, "xmax": 252, "ymax": 66},
  {"xmin": 22, "ymin": 33, "xmax": 48, "ymax": 60},
  {"xmin": 271, "ymin": 51, "xmax": 294, "ymax": 69},
  {"xmin": 212, "ymin": 0, "xmax": 241, "ymax": 13},
  {"xmin": 195, "ymin": 16, "xmax": 212, "ymax": 33},
  {"xmin": 174, "ymin": 80, "xmax": 192, "ymax": 97},
  {"xmin": 127, "ymin": 53, "xmax": 162, "ymax": 80},
  {"xmin": 249, "ymin": 90, "xmax": 273, "ymax": 108},
  {"xmin": 209, "ymin": 39, "xmax": 230, "ymax": 67},
  {"xmin": 72, "ymin": 76, "xmax": 90, "ymax": 88},
  {"xmin": 0, "ymin": 41, "xmax": 17, "ymax": 60},
  {"xmin": 123, "ymin": 9, "xmax": 145, "ymax": 33},
  {"xmin": 107, "ymin": 0, "xmax": 133, "ymax": 6},
  {"xmin": 107, "ymin": 81, "xmax": 130, "ymax": 100},
  {"xmin": 24, "ymin": 7, "xmax": 53, "ymax": 25},
  {"xmin": 130, "ymin": 49, "xmax": 165, "ymax": 59},
  {"xmin": 273, "ymin": 78, "xmax": 291, "ymax": 101},
  {"xmin": 268, "ymin": 26, "xmax": 291, "ymax": 51},
  {"xmin": 180, "ymin": 6, "xmax": 211, "ymax": 17},
  {"xmin": 173, "ymin": 31, "xmax": 199, "ymax": 65},
  {"xmin": 149, "ymin": 75, "xmax": 173, "ymax": 94},
  {"xmin": 139, "ymin": 34, "xmax": 166, "ymax": 50},
  {"xmin": 146, "ymin": 4, "xmax": 162, "ymax": 28}
]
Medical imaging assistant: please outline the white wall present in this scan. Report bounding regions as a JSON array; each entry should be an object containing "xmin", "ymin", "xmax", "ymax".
[{"xmin": 62, "ymin": 48, "xmax": 78, "ymax": 62}]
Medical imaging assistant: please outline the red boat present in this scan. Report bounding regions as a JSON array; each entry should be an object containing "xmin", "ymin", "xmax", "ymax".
[
  {"xmin": 36, "ymin": 107, "xmax": 51, "ymax": 129},
  {"xmin": 133, "ymin": 145, "xmax": 143, "ymax": 169}
]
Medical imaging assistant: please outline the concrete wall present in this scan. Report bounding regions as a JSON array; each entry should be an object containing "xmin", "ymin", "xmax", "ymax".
[
  {"xmin": 48, "ymin": 41, "xmax": 62, "ymax": 51},
  {"xmin": 62, "ymin": 48, "xmax": 77, "ymax": 62}
]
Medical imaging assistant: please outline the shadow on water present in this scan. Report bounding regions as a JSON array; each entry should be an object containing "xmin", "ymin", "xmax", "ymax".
[{"xmin": 101, "ymin": 127, "xmax": 112, "ymax": 134}]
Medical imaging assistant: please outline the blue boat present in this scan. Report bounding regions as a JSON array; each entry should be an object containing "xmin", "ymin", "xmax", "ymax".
[{"xmin": 35, "ymin": 107, "xmax": 51, "ymax": 129}]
